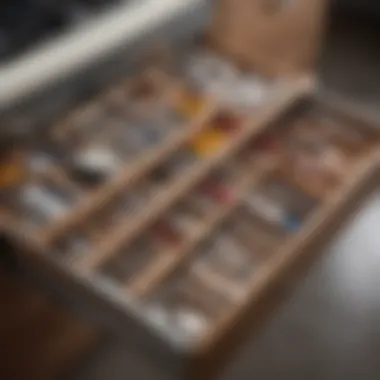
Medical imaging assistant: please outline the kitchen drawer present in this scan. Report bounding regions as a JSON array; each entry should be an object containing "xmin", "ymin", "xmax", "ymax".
[
  {"xmin": 0, "ymin": 40, "xmax": 312, "ymax": 376},
  {"xmin": 2, "ymin": 77, "xmax": 380, "ymax": 378}
]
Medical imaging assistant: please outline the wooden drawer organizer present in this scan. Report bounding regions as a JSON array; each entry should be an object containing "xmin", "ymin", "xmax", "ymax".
[
  {"xmin": 1, "ymin": 1, "xmax": 380, "ymax": 379},
  {"xmin": 2, "ymin": 80, "xmax": 380, "ymax": 378}
]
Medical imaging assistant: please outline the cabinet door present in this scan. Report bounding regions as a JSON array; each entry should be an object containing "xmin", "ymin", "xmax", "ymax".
[{"xmin": 211, "ymin": 0, "xmax": 328, "ymax": 76}]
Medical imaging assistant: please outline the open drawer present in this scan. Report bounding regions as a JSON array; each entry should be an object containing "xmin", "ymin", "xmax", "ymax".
[
  {"xmin": 0, "ymin": 30, "xmax": 311, "ymax": 376},
  {"xmin": 1, "ymin": 80, "xmax": 380, "ymax": 378}
]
